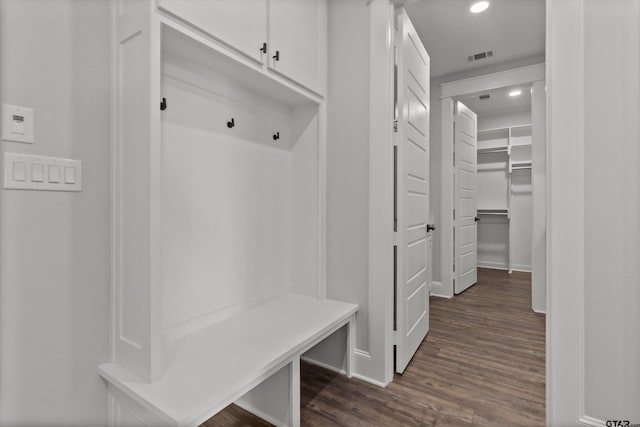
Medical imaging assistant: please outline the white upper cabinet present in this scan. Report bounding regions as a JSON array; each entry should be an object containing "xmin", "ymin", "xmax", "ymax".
[
  {"xmin": 158, "ymin": 0, "xmax": 268, "ymax": 62},
  {"xmin": 268, "ymin": 0, "xmax": 325, "ymax": 94},
  {"xmin": 158, "ymin": 0, "xmax": 326, "ymax": 96}
]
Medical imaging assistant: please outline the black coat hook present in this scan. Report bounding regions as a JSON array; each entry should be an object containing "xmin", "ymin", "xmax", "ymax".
[
  {"xmin": 273, "ymin": 132, "xmax": 280, "ymax": 141},
  {"xmin": 227, "ymin": 118, "xmax": 235, "ymax": 128}
]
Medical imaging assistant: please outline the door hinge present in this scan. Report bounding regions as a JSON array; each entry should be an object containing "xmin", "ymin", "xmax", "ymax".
[{"xmin": 393, "ymin": 119, "xmax": 398, "ymax": 133}]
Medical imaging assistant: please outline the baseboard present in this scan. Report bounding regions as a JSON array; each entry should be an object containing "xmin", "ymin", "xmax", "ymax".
[
  {"xmin": 533, "ymin": 308, "xmax": 546, "ymax": 314},
  {"xmin": 301, "ymin": 356, "xmax": 346, "ymax": 376},
  {"xmin": 351, "ymin": 350, "xmax": 389, "ymax": 388},
  {"xmin": 512, "ymin": 264, "xmax": 532, "ymax": 273},
  {"xmin": 579, "ymin": 415, "xmax": 606, "ymax": 427},
  {"xmin": 352, "ymin": 372, "xmax": 388, "ymax": 388},
  {"xmin": 477, "ymin": 261, "xmax": 509, "ymax": 270},
  {"xmin": 234, "ymin": 401, "xmax": 289, "ymax": 427},
  {"xmin": 430, "ymin": 281, "xmax": 453, "ymax": 298}
]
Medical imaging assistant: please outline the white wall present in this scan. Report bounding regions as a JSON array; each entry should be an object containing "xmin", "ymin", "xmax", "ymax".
[
  {"xmin": 0, "ymin": 0, "xmax": 111, "ymax": 425},
  {"xmin": 530, "ymin": 81, "xmax": 546, "ymax": 313},
  {"xmin": 327, "ymin": 0, "xmax": 371, "ymax": 354},
  {"xmin": 325, "ymin": 0, "xmax": 394, "ymax": 385},
  {"xmin": 547, "ymin": 0, "xmax": 640, "ymax": 423},
  {"xmin": 477, "ymin": 111, "xmax": 531, "ymax": 131}
]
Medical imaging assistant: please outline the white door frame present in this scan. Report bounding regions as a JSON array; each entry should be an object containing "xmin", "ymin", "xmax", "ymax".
[{"xmin": 438, "ymin": 63, "xmax": 545, "ymax": 298}]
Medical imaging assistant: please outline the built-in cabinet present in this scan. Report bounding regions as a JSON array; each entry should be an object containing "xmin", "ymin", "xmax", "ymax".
[
  {"xmin": 157, "ymin": 0, "xmax": 325, "ymax": 95},
  {"xmin": 477, "ymin": 124, "xmax": 532, "ymax": 272},
  {"xmin": 100, "ymin": 2, "xmax": 349, "ymax": 426}
]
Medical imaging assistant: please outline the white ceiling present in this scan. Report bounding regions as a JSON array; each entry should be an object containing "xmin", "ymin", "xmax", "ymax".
[
  {"xmin": 459, "ymin": 84, "xmax": 531, "ymax": 117},
  {"xmin": 404, "ymin": 0, "xmax": 545, "ymax": 78}
]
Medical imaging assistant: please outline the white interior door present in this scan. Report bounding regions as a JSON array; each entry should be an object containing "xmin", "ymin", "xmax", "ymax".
[
  {"xmin": 454, "ymin": 101, "xmax": 478, "ymax": 294},
  {"xmin": 395, "ymin": 9, "xmax": 430, "ymax": 374}
]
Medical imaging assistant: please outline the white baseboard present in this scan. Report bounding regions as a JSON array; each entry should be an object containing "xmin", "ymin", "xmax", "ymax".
[
  {"xmin": 512, "ymin": 264, "xmax": 532, "ymax": 273},
  {"xmin": 477, "ymin": 261, "xmax": 509, "ymax": 270},
  {"xmin": 351, "ymin": 372, "xmax": 388, "ymax": 388},
  {"xmin": 234, "ymin": 401, "xmax": 289, "ymax": 427},
  {"xmin": 352, "ymin": 350, "xmax": 389, "ymax": 388},
  {"xmin": 430, "ymin": 281, "xmax": 453, "ymax": 298},
  {"xmin": 533, "ymin": 308, "xmax": 547, "ymax": 314},
  {"xmin": 579, "ymin": 415, "xmax": 606, "ymax": 427},
  {"xmin": 303, "ymin": 350, "xmax": 387, "ymax": 388},
  {"xmin": 301, "ymin": 356, "xmax": 346, "ymax": 376}
]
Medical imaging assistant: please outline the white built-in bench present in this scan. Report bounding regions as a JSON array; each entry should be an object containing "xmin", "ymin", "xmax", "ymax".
[{"xmin": 99, "ymin": 295, "xmax": 357, "ymax": 427}]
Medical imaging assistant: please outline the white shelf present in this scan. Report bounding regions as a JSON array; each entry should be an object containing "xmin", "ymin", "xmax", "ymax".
[
  {"xmin": 100, "ymin": 294, "xmax": 358, "ymax": 427},
  {"xmin": 510, "ymin": 161, "xmax": 533, "ymax": 172},
  {"xmin": 162, "ymin": 24, "xmax": 321, "ymax": 108},
  {"xmin": 477, "ymin": 146, "xmax": 509, "ymax": 154}
]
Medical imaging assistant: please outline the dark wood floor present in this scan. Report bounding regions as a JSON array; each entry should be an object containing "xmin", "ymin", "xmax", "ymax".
[{"xmin": 203, "ymin": 268, "xmax": 545, "ymax": 426}]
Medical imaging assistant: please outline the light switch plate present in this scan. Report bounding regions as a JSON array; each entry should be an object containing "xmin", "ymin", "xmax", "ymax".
[
  {"xmin": 2, "ymin": 104, "xmax": 34, "ymax": 144},
  {"xmin": 4, "ymin": 152, "xmax": 81, "ymax": 191}
]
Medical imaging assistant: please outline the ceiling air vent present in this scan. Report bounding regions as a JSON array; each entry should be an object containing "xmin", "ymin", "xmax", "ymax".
[
  {"xmin": 479, "ymin": 94, "xmax": 491, "ymax": 100},
  {"xmin": 468, "ymin": 50, "xmax": 494, "ymax": 62}
]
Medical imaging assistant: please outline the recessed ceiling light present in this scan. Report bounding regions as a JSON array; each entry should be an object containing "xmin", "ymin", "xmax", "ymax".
[
  {"xmin": 509, "ymin": 89, "xmax": 522, "ymax": 97},
  {"xmin": 470, "ymin": 1, "xmax": 490, "ymax": 13}
]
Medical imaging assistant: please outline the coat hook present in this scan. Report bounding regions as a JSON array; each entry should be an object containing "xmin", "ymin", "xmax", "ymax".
[
  {"xmin": 273, "ymin": 132, "xmax": 280, "ymax": 141},
  {"xmin": 227, "ymin": 118, "xmax": 235, "ymax": 128}
]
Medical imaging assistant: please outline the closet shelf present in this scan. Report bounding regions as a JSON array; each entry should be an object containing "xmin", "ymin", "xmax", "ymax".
[
  {"xmin": 478, "ymin": 146, "xmax": 509, "ymax": 154},
  {"xmin": 477, "ymin": 208, "xmax": 510, "ymax": 217},
  {"xmin": 510, "ymin": 161, "xmax": 532, "ymax": 172}
]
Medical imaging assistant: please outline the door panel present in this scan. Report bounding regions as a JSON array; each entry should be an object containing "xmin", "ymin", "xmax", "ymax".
[
  {"xmin": 158, "ymin": 0, "xmax": 267, "ymax": 62},
  {"xmin": 395, "ymin": 9, "xmax": 430, "ymax": 374},
  {"xmin": 268, "ymin": 0, "xmax": 324, "ymax": 94},
  {"xmin": 454, "ymin": 102, "xmax": 478, "ymax": 294}
]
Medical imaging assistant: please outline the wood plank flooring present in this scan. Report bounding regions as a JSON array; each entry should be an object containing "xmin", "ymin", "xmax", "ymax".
[{"xmin": 203, "ymin": 268, "xmax": 546, "ymax": 426}]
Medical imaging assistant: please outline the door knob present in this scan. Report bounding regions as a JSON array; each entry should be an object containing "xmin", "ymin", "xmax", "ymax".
[{"xmin": 426, "ymin": 224, "xmax": 436, "ymax": 232}]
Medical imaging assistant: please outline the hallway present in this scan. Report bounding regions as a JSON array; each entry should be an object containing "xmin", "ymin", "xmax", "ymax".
[{"xmin": 206, "ymin": 268, "xmax": 546, "ymax": 426}]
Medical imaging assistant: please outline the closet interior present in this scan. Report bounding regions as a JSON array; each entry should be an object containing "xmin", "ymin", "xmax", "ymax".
[{"xmin": 472, "ymin": 88, "xmax": 533, "ymax": 273}]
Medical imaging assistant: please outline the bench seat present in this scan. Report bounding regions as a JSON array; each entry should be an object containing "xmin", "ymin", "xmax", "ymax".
[{"xmin": 99, "ymin": 294, "xmax": 358, "ymax": 427}]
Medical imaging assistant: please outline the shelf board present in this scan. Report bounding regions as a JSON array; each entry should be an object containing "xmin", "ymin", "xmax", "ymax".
[
  {"xmin": 100, "ymin": 294, "xmax": 358, "ymax": 427},
  {"xmin": 161, "ymin": 23, "xmax": 321, "ymax": 108}
]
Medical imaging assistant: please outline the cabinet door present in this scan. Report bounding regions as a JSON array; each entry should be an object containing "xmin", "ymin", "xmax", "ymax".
[
  {"xmin": 158, "ymin": 0, "xmax": 268, "ymax": 62},
  {"xmin": 268, "ymin": 0, "xmax": 325, "ymax": 94}
]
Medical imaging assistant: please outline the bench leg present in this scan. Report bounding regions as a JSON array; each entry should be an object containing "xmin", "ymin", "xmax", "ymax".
[
  {"xmin": 289, "ymin": 357, "xmax": 300, "ymax": 427},
  {"xmin": 346, "ymin": 314, "xmax": 355, "ymax": 378}
]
